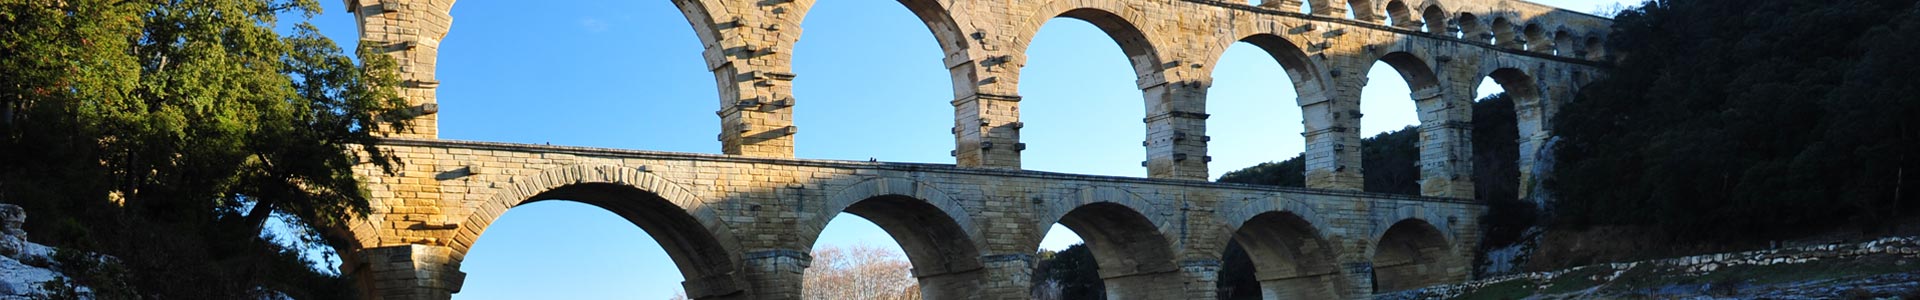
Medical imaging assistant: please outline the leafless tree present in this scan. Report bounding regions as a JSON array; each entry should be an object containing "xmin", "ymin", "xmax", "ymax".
[
  {"xmin": 803, "ymin": 243, "xmax": 920, "ymax": 300},
  {"xmin": 668, "ymin": 243, "xmax": 920, "ymax": 300}
]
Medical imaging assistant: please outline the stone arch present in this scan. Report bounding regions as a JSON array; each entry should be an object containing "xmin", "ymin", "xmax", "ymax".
[
  {"xmin": 789, "ymin": 0, "xmax": 976, "ymax": 92},
  {"xmin": 1205, "ymin": 31, "xmax": 1331, "ymax": 106},
  {"xmin": 1420, "ymin": 4, "xmax": 1448, "ymax": 34},
  {"xmin": 1457, "ymin": 12, "xmax": 1484, "ymax": 41},
  {"xmin": 1385, "ymin": 0, "xmax": 1416, "ymax": 29},
  {"xmin": 1584, "ymin": 36, "xmax": 1605, "ymax": 59},
  {"xmin": 1476, "ymin": 67, "xmax": 1545, "ymax": 130},
  {"xmin": 1016, "ymin": 4, "xmax": 1168, "ymax": 80},
  {"xmin": 1523, "ymin": 23, "xmax": 1548, "ymax": 52},
  {"xmin": 810, "ymin": 177, "xmax": 984, "ymax": 299},
  {"xmin": 1370, "ymin": 217, "xmax": 1458, "ymax": 293},
  {"xmin": 1223, "ymin": 209, "xmax": 1348, "ymax": 300},
  {"xmin": 1305, "ymin": 0, "xmax": 1336, "ymax": 16},
  {"xmin": 1349, "ymin": 0, "xmax": 1379, "ymax": 22},
  {"xmin": 1491, "ymin": 16, "xmax": 1518, "ymax": 49},
  {"xmin": 1369, "ymin": 51, "xmax": 1444, "ymax": 116},
  {"xmin": 1035, "ymin": 185, "xmax": 1181, "ymax": 300},
  {"xmin": 450, "ymin": 164, "xmax": 745, "ymax": 298},
  {"xmin": 1553, "ymin": 28, "xmax": 1575, "ymax": 56}
]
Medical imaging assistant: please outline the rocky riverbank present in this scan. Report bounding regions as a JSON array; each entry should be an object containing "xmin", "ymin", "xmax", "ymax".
[{"xmin": 1384, "ymin": 236, "xmax": 1920, "ymax": 299}]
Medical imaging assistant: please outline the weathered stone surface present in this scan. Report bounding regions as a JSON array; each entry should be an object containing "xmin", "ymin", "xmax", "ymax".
[
  {"xmin": 343, "ymin": 139, "xmax": 1486, "ymax": 299},
  {"xmin": 338, "ymin": 0, "xmax": 1611, "ymax": 298}
]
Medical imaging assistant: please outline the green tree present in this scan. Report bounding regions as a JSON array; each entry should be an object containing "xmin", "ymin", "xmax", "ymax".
[
  {"xmin": 1035, "ymin": 244, "xmax": 1105, "ymax": 300},
  {"xmin": 1551, "ymin": 0, "xmax": 1920, "ymax": 240},
  {"xmin": 1, "ymin": 0, "xmax": 413, "ymax": 297}
]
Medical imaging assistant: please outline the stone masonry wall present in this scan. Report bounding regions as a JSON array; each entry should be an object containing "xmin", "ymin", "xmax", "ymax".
[{"xmin": 345, "ymin": 138, "xmax": 1484, "ymax": 299}]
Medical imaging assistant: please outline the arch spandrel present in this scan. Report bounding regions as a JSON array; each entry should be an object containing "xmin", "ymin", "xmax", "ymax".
[
  {"xmin": 1367, "ymin": 205, "xmax": 1459, "ymax": 245},
  {"xmin": 1031, "ymin": 185, "xmax": 1176, "ymax": 249},
  {"xmin": 806, "ymin": 176, "xmax": 984, "ymax": 252},
  {"xmin": 398, "ymin": 164, "xmax": 752, "ymax": 298}
]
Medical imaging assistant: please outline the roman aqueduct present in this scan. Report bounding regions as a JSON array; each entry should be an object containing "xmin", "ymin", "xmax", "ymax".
[{"xmin": 335, "ymin": 0, "xmax": 1611, "ymax": 298}]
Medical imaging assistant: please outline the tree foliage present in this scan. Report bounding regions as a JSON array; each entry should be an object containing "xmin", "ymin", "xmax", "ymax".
[
  {"xmin": 1032, "ymin": 243, "xmax": 1104, "ymax": 300},
  {"xmin": 1, "ymin": 0, "xmax": 413, "ymax": 297},
  {"xmin": 1215, "ymin": 125, "xmax": 1422, "ymax": 195},
  {"xmin": 1551, "ymin": 0, "xmax": 1920, "ymax": 241}
]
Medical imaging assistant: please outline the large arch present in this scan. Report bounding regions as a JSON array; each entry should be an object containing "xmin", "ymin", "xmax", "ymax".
[
  {"xmin": 1016, "ymin": 5, "xmax": 1168, "ymax": 80},
  {"xmin": 1035, "ymin": 186, "xmax": 1181, "ymax": 300},
  {"xmin": 790, "ymin": 0, "xmax": 976, "ymax": 96},
  {"xmin": 1217, "ymin": 200, "xmax": 1349, "ymax": 300},
  {"xmin": 1371, "ymin": 218, "xmax": 1456, "ymax": 293},
  {"xmin": 1204, "ymin": 32, "xmax": 1330, "ymax": 106},
  {"xmin": 449, "ymin": 164, "xmax": 745, "ymax": 298},
  {"xmin": 809, "ymin": 177, "xmax": 984, "ymax": 299}
]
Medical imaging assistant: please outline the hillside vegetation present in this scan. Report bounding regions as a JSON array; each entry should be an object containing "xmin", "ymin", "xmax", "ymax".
[{"xmin": 1551, "ymin": 0, "xmax": 1920, "ymax": 241}]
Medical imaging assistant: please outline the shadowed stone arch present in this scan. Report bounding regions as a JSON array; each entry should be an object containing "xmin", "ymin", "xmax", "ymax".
[
  {"xmin": 809, "ymin": 177, "xmax": 985, "ymax": 299},
  {"xmin": 1369, "ymin": 216, "xmax": 1460, "ymax": 293},
  {"xmin": 1457, "ymin": 12, "xmax": 1485, "ymax": 41},
  {"xmin": 449, "ymin": 164, "xmax": 746, "ymax": 298},
  {"xmin": 1491, "ymin": 16, "xmax": 1519, "ymax": 49},
  {"xmin": 1473, "ymin": 66, "xmax": 1547, "ymax": 134},
  {"xmin": 1419, "ymin": 3, "xmax": 1448, "ymax": 34},
  {"xmin": 1385, "ymin": 0, "xmax": 1416, "ymax": 29},
  {"xmin": 1523, "ymin": 22, "xmax": 1548, "ymax": 52},
  {"xmin": 1349, "ymin": 0, "xmax": 1380, "ymax": 22},
  {"xmin": 1369, "ymin": 205, "xmax": 1457, "ymax": 243},
  {"xmin": 1015, "ymin": 3, "xmax": 1168, "ymax": 80},
  {"xmin": 1217, "ymin": 200, "xmax": 1349, "ymax": 300},
  {"xmin": 1036, "ymin": 185, "xmax": 1183, "ymax": 299},
  {"xmin": 1367, "ymin": 51, "xmax": 1447, "ymax": 123}
]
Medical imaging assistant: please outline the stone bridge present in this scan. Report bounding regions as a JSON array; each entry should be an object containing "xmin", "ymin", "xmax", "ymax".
[{"xmin": 335, "ymin": 0, "xmax": 1611, "ymax": 298}]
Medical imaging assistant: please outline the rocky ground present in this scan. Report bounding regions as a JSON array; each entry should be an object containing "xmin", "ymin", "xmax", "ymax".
[
  {"xmin": 1383, "ymin": 236, "xmax": 1920, "ymax": 300},
  {"xmin": 0, "ymin": 204, "xmax": 79, "ymax": 299}
]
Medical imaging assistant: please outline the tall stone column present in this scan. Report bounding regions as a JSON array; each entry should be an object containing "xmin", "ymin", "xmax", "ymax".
[
  {"xmin": 349, "ymin": 0, "xmax": 452, "ymax": 139},
  {"xmin": 952, "ymin": 44, "xmax": 1024, "ymax": 169},
  {"xmin": 952, "ymin": 93, "xmax": 1023, "ymax": 169},
  {"xmin": 349, "ymin": 245, "xmax": 465, "ymax": 300},
  {"xmin": 1302, "ymin": 89, "xmax": 1364, "ymax": 191},
  {"xmin": 1415, "ymin": 86, "xmax": 1474, "ymax": 198},
  {"xmin": 1143, "ymin": 73, "xmax": 1210, "ymax": 180},
  {"xmin": 705, "ymin": 22, "xmax": 798, "ymax": 158}
]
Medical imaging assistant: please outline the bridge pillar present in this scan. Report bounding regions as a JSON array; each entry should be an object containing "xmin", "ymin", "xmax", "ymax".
[
  {"xmin": 1301, "ymin": 90, "xmax": 1365, "ymax": 191},
  {"xmin": 1177, "ymin": 260, "xmax": 1223, "ymax": 299},
  {"xmin": 1142, "ymin": 75, "xmax": 1210, "ymax": 180},
  {"xmin": 740, "ymin": 249, "xmax": 809, "ymax": 300},
  {"xmin": 705, "ymin": 28, "xmax": 798, "ymax": 158},
  {"xmin": 953, "ymin": 93, "xmax": 1023, "ymax": 169},
  {"xmin": 348, "ymin": 0, "xmax": 450, "ymax": 139},
  {"xmin": 1414, "ymin": 86, "xmax": 1474, "ymax": 198},
  {"xmin": 972, "ymin": 254, "xmax": 1037, "ymax": 299},
  {"xmin": 346, "ymin": 244, "xmax": 465, "ymax": 300}
]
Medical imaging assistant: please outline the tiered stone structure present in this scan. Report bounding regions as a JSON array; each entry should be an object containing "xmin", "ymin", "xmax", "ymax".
[{"xmin": 337, "ymin": 0, "xmax": 1610, "ymax": 298}]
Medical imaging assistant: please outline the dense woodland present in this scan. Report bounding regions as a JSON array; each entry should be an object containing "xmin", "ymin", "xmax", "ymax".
[{"xmin": 1549, "ymin": 0, "xmax": 1920, "ymax": 241}]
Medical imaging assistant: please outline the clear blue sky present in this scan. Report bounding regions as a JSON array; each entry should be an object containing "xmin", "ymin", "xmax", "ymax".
[{"xmin": 288, "ymin": 0, "xmax": 1638, "ymax": 298}]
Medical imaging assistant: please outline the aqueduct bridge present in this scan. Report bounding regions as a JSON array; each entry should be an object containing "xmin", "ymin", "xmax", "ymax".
[{"xmin": 335, "ymin": 0, "xmax": 1611, "ymax": 298}]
